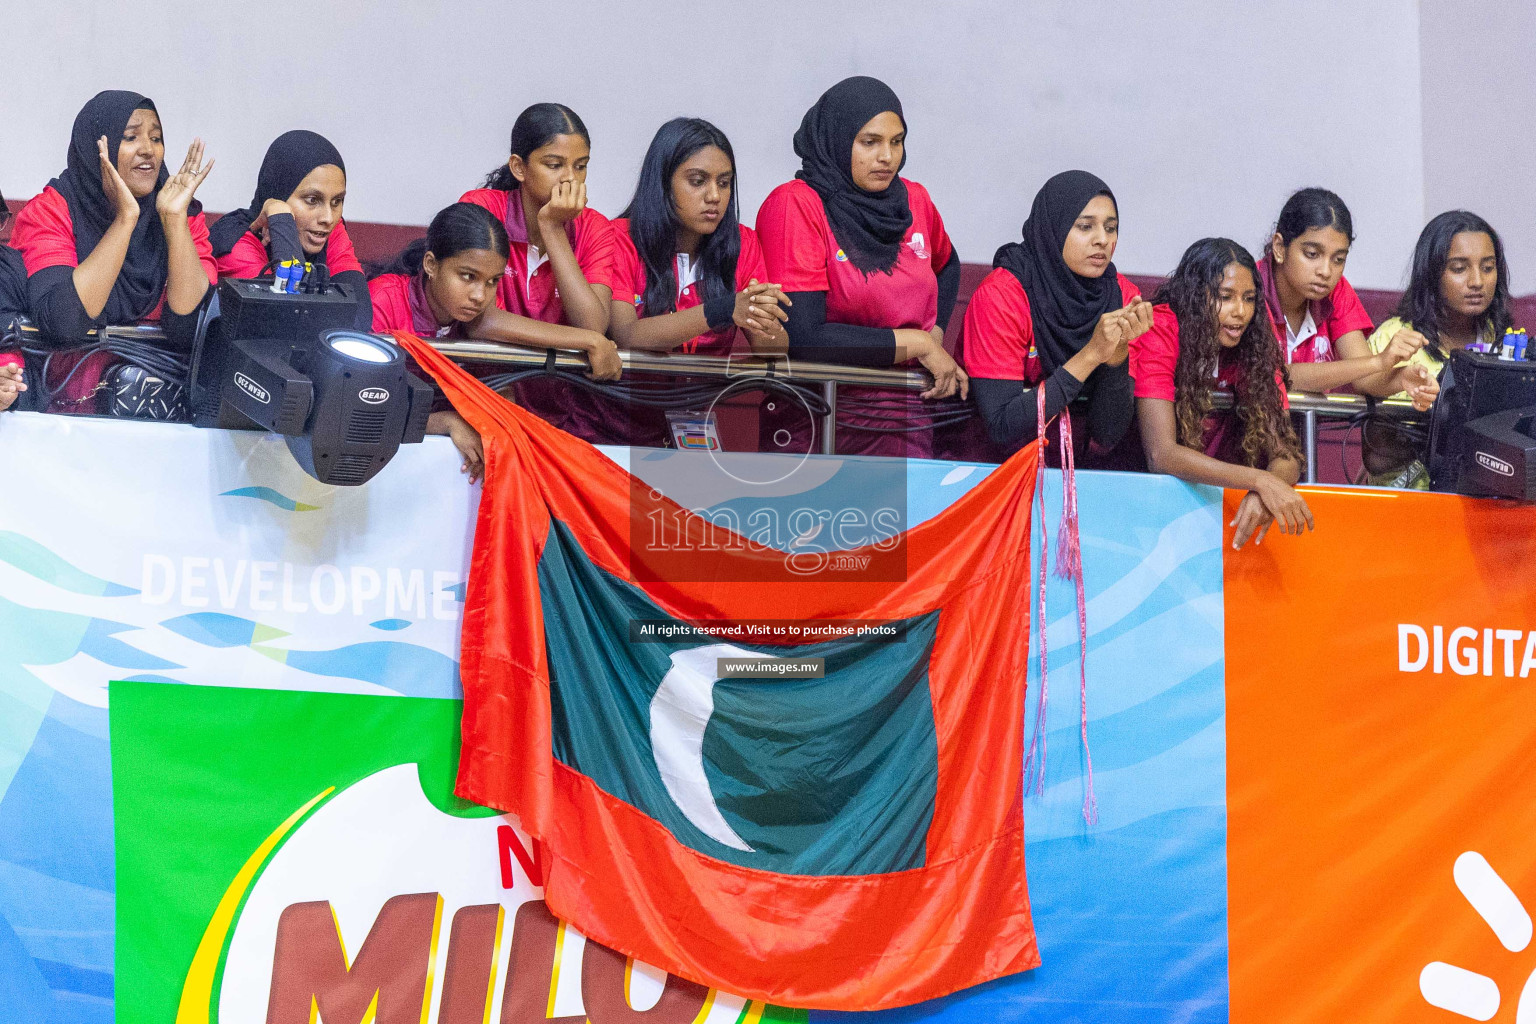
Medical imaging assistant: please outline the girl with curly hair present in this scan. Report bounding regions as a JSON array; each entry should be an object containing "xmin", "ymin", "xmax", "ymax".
[{"xmin": 1131, "ymin": 237, "xmax": 1313, "ymax": 549}]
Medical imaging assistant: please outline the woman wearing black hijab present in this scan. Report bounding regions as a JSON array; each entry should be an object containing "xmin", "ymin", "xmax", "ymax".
[
  {"xmin": 211, "ymin": 129, "xmax": 371, "ymax": 328},
  {"xmin": 10, "ymin": 90, "xmax": 215, "ymax": 410},
  {"xmin": 13, "ymin": 90, "xmax": 214, "ymax": 338},
  {"xmin": 756, "ymin": 76, "xmax": 965, "ymax": 458},
  {"xmin": 962, "ymin": 170, "xmax": 1154, "ymax": 457}
]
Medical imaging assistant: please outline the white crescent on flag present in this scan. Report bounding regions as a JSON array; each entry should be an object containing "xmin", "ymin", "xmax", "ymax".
[{"xmin": 649, "ymin": 644, "xmax": 758, "ymax": 852}]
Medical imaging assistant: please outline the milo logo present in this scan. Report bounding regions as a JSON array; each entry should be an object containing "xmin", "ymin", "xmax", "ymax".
[{"xmin": 200, "ymin": 765, "xmax": 753, "ymax": 1024}]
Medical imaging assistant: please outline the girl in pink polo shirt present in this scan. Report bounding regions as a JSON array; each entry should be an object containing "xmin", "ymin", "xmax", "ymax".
[
  {"xmin": 1256, "ymin": 188, "xmax": 1421, "ymax": 394},
  {"xmin": 460, "ymin": 103, "xmax": 622, "ymax": 440},
  {"xmin": 370, "ymin": 202, "xmax": 547, "ymax": 482},
  {"xmin": 1131, "ymin": 238, "xmax": 1312, "ymax": 549},
  {"xmin": 607, "ymin": 117, "xmax": 789, "ymax": 446}
]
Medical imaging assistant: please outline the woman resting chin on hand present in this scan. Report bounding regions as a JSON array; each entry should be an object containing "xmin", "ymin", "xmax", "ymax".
[{"xmin": 370, "ymin": 202, "xmax": 539, "ymax": 483}]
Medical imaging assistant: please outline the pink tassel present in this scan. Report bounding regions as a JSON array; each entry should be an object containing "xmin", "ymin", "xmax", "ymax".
[
  {"xmin": 1053, "ymin": 408, "xmax": 1097, "ymax": 825},
  {"xmin": 1023, "ymin": 396, "xmax": 1098, "ymax": 825},
  {"xmin": 1053, "ymin": 410, "xmax": 1082, "ymax": 583},
  {"xmin": 1022, "ymin": 387, "xmax": 1050, "ymax": 796}
]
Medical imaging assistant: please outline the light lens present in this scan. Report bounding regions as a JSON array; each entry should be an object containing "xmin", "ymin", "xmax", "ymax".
[{"xmin": 328, "ymin": 334, "xmax": 394, "ymax": 364}]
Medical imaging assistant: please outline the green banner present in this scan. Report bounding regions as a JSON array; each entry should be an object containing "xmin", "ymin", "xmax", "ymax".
[{"xmin": 111, "ymin": 680, "xmax": 804, "ymax": 1024}]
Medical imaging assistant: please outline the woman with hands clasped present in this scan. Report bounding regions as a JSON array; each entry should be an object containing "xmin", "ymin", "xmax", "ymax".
[
  {"xmin": 11, "ymin": 90, "xmax": 217, "ymax": 411},
  {"xmin": 605, "ymin": 117, "xmax": 789, "ymax": 445},
  {"xmin": 1131, "ymin": 238, "xmax": 1313, "ymax": 549},
  {"xmin": 963, "ymin": 170, "xmax": 1154, "ymax": 459}
]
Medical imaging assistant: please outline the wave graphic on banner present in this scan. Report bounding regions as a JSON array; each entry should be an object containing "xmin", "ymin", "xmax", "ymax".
[
  {"xmin": 815, "ymin": 474, "xmax": 1230, "ymax": 1023},
  {"xmin": 0, "ymin": 417, "xmax": 1229, "ymax": 1023},
  {"xmin": 217, "ymin": 487, "xmax": 322, "ymax": 512},
  {"xmin": 0, "ymin": 530, "xmax": 465, "ymax": 1023}
]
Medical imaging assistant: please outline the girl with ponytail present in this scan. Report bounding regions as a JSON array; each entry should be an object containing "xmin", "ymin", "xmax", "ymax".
[
  {"xmin": 459, "ymin": 102, "xmax": 622, "ymax": 440},
  {"xmin": 370, "ymin": 201, "xmax": 524, "ymax": 482}
]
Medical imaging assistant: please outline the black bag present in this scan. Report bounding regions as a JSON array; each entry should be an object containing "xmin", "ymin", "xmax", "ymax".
[{"xmin": 100, "ymin": 362, "xmax": 189, "ymax": 421}]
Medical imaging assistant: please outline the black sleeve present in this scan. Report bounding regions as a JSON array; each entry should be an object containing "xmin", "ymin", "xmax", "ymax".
[
  {"xmin": 782, "ymin": 290, "xmax": 897, "ymax": 367},
  {"xmin": 1081, "ymin": 360, "xmax": 1136, "ymax": 449},
  {"xmin": 264, "ymin": 213, "xmax": 303, "ymax": 267},
  {"xmin": 334, "ymin": 269, "xmax": 374, "ymax": 330},
  {"xmin": 25, "ymin": 265, "xmax": 97, "ymax": 342},
  {"xmin": 935, "ymin": 250, "xmax": 960, "ymax": 332},
  {"xmin": 0, "ymin": 246, "xmax": 28, "ymax": 327},
  {"xmin": 158, "ymin": 306, "xmax": 203, "ymax": 351},
  {"xmin": 972, "ymin": 369, "xmax": 1085, "ymax": 447}
]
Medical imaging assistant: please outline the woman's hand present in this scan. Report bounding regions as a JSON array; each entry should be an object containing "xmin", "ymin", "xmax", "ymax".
[
  {"xmin": 733, "ymin": 280, "xmax": 790, "ymax": 335},
  {"xmin": 1229, "ymin": 491, "xmax": 1274, "ymax": 549},
  {"xmin": 251, "ymin": 197, "xmax": 294, "ymax": 242},
  {"xmin": 156, "ymin": 139, "xmax": 214, "ymax": 220},
  {"xmin": 97, "ymin": 136, "xmax": 140, "ymax": 225},
  {"xmin": 1404, "ymin": 366, "xmax": 1440, "ymax": 412},
  {"xmin": 536, "ymin": 179, "xmax": 587, "ymax": 231},
  {"xmin": 579, "ymin": 330, "xmax": 623, "ymax": 381},
  {"xmin": 1086, "ymin": 299, "xmax": 1155, "ymax": 367},
  {"xmin": 917, "ymin": 338, "xmax": 968, "ymax": 401},
  {"xmin": 445, "ymin": 413, "xmax": 485, "ymax": 483},
  {"xmin": 0, "ymin": 363, "xmax": 26, "ymax": 411},
  {"xmin": 1375, "ymin": 328, "xmax": 1425, "ymax": 372},
  {"xmin": 1249, "ymin": 472, "xmax": 1315, "ymax": 539},
  {"xmin": 427, "ymin": 410, "xmax": 484, "ymax": 482}
]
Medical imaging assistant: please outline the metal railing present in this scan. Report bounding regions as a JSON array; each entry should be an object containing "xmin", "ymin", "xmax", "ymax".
[
  {"xmin": 14, "ymin": 321, "xmax": 1422, "ymax": 479},
  {"xmin": 433, "ymin": 338, "xmax": 1423, "ymax": 480}
]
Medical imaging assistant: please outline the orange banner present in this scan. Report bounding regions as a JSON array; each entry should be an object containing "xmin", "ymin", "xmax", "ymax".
[{"xmin": 1226, "ymin": 486, "xmax": 1536, "ymax": 1021}]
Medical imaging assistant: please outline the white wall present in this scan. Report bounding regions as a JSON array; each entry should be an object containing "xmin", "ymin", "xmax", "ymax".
[
  {"xmin": 5, "ymin": 0, "xmax": 1425, "ymax": 287},
  {"xmin": 1420, "ymin": 0, "xmax": 1536, "ymax": 295}
]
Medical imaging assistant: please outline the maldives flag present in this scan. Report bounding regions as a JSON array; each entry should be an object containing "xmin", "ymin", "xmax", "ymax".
[{"xmin": 396, "ymin": 335, "xmax": 1043, "ymax": 1011}]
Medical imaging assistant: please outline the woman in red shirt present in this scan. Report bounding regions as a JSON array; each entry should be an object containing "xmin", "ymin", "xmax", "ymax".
[
  {"xmin": 1257, "ymin": 188, "xmax": 1418, "ymax": 393},
  {"xmin": 756, "ymin": 76, "xmax": 964, "ymax": 458},
  {"xmin": 11, "ymin": 90, "xmax": 216, "ymax": 413},
  {"xmin": 1131, "ymin": 237, "xmax": 1312, "ymax": 549},
  {"xmin": 459, "ymin": 103, "xmax": 621, "ymax": 439},
  {"xmin": 369, "ymin": 202, "xmax": 544, "ymax": 482},
  {"xmin": 608, "ymin": 117, "xmax": 789, "ymax": 445},
  {"xmin": 209, "ymin": 130, "xmax": 371, "ymax": 329},
  {"xmin": 962, "ymin": 170, "xmax": 1154, "ymax": 460}
]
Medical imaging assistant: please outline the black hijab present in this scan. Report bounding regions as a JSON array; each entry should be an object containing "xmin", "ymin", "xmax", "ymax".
[
  {"xmin": 994, "ymin": 170, "xmax": 1124, "ymax": 374},
  {"xmin": 209, "ymin": 129, "xmax": 346, "ymax": 257},
  {"xmin": 51, "ymin": 90, "xmax": 187, "ymax": 323},
  {"xmin": 793, "ymin": 76, "xmax": 912, "ymax": 275}
]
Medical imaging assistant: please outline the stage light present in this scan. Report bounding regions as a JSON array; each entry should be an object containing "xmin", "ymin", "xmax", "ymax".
[
  {"xmin": 191, "ymin": 276, "xmax": 433, "ymax": 486},
  {"xmin": 1428, "ymin": 350, "xmax": 1536, "ymax": 500},
  {"xmin": 285, "ymin": 329, "xmax": 432, "ymax": 486}
]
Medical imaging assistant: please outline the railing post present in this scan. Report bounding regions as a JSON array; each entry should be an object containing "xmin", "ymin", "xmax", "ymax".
[
  {"xmin": 1303, "ymin": 410, "xmax": 1318, "ymax": 484},
  {"xmin": 821, "ymin": 381, "xmax": 837, "ymax": 456}
]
